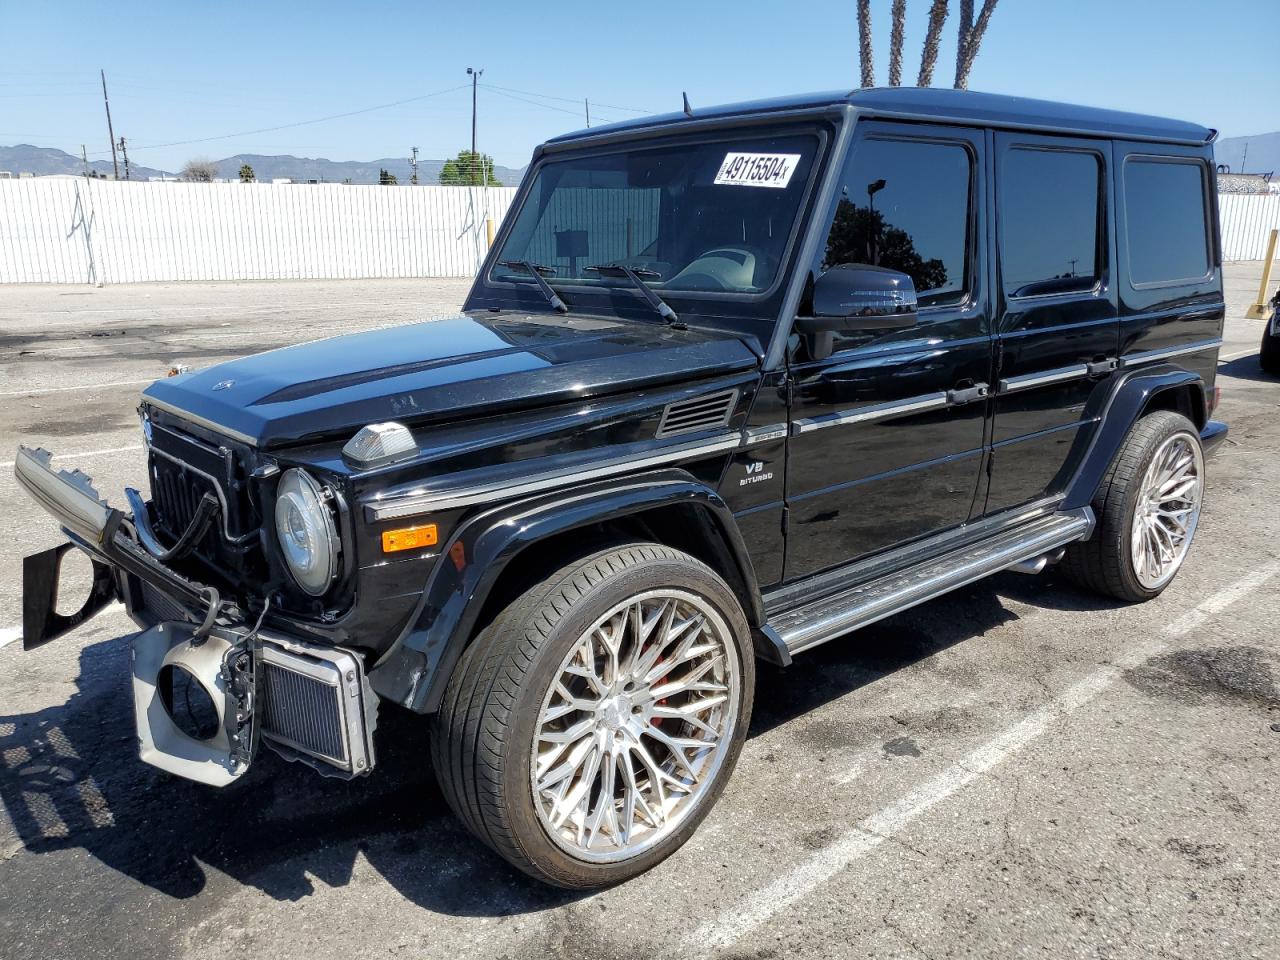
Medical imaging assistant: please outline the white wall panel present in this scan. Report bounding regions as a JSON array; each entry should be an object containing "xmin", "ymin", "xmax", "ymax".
[
  {"xmin": 0, "ymin": 180, "xmax": 518, "ymax": 284},
  {"xmin": 6, "ymin": 180, "xmax": 1273, "ymax": 285}
]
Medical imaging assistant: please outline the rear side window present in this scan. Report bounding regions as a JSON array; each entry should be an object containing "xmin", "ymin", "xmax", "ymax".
[
  {"xmin": 1124, "ymin": 158, "xmax": 1210, "ymax": 285},
  {"xmin": 1000, "ymin": 148, "xmax": 1102, "ymax": 298}
]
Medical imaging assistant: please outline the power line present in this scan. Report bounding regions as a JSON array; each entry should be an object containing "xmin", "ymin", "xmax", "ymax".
[
  {"xmin": 483, "ymin": 85, "xmax": 613, "ymax": 123},
  {"xmin": 479, "ymin": 81, "xmax": 652, "ymax": 115},
  {"xmin": 118, "ymin": 83, "xmax": 472, "ymax": 154}
]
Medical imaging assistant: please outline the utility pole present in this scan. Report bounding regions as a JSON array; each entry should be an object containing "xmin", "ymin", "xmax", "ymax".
[
  {"xmin": 118, "ymin": 136, "xmax": 130, "ymax": 181},
  {"xmin": 585, "ymin": 98, "xmax": 591, "ymax": 128},
  {"xmin": 101, "ymin": 69, "xmax": 119, "ymax": 180},
  {"xmin": 80, "ymin": 145, "xmax": 89, "ymax": 179},
  {"xmin": 466, "ymin": 66, "xmax": 482, "ymax": 184},
  {"xmin": 409, "ymin": 145, "xmax": 419, "ymax": 185}
]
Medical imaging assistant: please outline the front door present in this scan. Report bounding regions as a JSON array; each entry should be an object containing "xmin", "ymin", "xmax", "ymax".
[
  {"xmin": 783, "ymin": 122, "xmax": 992, "ymax": 581},
  {"xmin": 984, "ymin": 133, "xmax": 1120, "ymax": 514}
]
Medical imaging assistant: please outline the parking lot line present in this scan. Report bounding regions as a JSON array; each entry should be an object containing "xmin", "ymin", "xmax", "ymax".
[
  {"xmin": 687, "ymin": 558, "xmax": 1280, "ymax": 958},
  {"xmin": 0, "ymin": 444, "xmax": 145, "ymax": 472},
  {"xmin": 0, "ymin": 627, "xmax": 20, "ymax": 649},
  {"xmin": 0, "ymin": 378, "xmax": 155, "ymax": 399}
]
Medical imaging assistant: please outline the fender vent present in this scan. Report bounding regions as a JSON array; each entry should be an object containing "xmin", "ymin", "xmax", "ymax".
[{"xmin": 656, "ymin": 389, "xmax": 738, "ymax": 438}]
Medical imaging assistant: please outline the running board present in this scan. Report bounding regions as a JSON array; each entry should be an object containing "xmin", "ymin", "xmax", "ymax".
[{"xmin": 770, "ymin": 509, "xmax": 1094, "ymax": 657}]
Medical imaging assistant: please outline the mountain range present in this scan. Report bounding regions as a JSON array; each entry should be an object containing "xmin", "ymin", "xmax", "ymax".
[
  {"xmin": 1214, "ymin": 133, "xmax": 1280, "ymax": 176},
  {"xmin": 0, "ymin": 144, "xmax": 527, "ymax": 185},
  {"xmin": 4, "ymin": 133, "xmax": 1276, "ymax": 185}
]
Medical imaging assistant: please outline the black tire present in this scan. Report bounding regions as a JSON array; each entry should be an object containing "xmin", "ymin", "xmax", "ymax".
[
  {"xmin": 1060, "ymin": 410, "xmax": 1204, "ymax": 603},
  {"xmin": 1260, "ymin": 320, "xmax": 1280, "ymax": 375},
  {"xmin": 430, "ymin": 542, "xmax": 754, "ymax": 888}
]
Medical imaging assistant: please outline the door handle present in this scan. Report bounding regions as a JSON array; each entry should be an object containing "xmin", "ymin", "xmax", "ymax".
[
  {"xmin": 946, "ymin": 382, "xmax": 990, "ymax": 406},
  {"xmin": 1086, "ymin": 357, "xmax": 1119, "ymax": 376}
]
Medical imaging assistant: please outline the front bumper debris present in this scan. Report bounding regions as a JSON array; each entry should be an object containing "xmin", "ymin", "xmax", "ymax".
[
  {"xmin": 132, "ymin": 621, "xmax": 258, "ymax": 786},
  {"xmin": 14, "ymin": 444, "xmax": 377, "ymax": 785}
]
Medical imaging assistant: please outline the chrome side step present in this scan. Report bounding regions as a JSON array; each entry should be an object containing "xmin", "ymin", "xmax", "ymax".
[{"xmin": 770, "ymin": 509, "xmax": 1094, "ymax": 656}]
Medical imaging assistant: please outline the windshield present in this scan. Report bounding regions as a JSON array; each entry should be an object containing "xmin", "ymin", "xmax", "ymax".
[{"xmin": 493, "ymin": 132, "xmax": 819, "ymax": 297}]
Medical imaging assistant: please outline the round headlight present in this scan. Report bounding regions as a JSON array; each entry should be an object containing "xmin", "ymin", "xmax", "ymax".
[{"xmin": 274, "ymin": 469, "xmax": 340, "ymax": 596}]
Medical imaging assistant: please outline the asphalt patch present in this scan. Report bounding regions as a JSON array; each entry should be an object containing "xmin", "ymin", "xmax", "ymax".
[{"xmin": 1124, "ymin": 646, "xmax": 1279, "ymax": 709}]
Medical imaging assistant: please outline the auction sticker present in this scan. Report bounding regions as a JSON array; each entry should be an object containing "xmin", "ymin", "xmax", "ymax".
[{"xmin": 713, "ymin": 152, "xmax": 802, "ymax": 189}]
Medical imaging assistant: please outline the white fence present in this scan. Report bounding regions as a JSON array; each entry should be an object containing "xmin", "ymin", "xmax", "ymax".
[
  {"xmin": 1219, "ymin": 193, "xmax": 1280, "ymax": 261},
  {"xmin": 0, "ymin": 179, "xmax": 518, "ymax": 284},
  {"xmin": 1, "ymin": 178, "xmax": 1278, "ymax": 285}
]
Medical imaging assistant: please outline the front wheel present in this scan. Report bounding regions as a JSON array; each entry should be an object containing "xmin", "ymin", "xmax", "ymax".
[
  {"xmin": 1061, "ymin": 411, "xmax": 1205, "ymax": 602},
  {"xmin": 431, "ymin": 543, "xmax": 754, "ymax": 888}
]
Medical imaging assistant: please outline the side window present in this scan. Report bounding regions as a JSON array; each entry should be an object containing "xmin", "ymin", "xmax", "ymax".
[
  {"xmin": 1000, "ymin": 148, "xmax": 1102, "ymax": 298},
  {"xmin": 820, "ymin": 137, "xmax": 972, "ymax": 308},
  {"xmin": 1124, "ymin": 158, "xmax": 1209, "ymax": 285}
]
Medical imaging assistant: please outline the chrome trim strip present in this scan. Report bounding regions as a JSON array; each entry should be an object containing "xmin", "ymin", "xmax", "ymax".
[
  {"xmin": 997, "ymin": 363, "xmax": 1090, "ymax": 394},
  {"xmin": 741, "ymin": 423, "xmax": 789, "ymax": 446},
  {"xmin": 778, "ymin": 508, "xmax": 1095, "ymax": 655},
  {"xmin": 144, "ymin": 396, "xmax": 260, "ymax": 448},
  {"xmin": 792, "ymin": 392, "xmax": 949, "ymax": 435},
  {"xmin": 1120, "ymin": 338, "xmax": 1223, "ymax": 368},
  {"xmin": 366, "ymin": 434, "xmax": 741, "ymax": 521},
  {"xmin": 14, "ymin": 446, "xmax": 111, "ymax": 546}
]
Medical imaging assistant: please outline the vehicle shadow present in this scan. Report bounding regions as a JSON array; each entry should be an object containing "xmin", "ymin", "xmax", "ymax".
[
  {"xmin": 0, "ymin": 571, "xmax": 1122, "ymax": 917},
  {"xmin": 0, "ymin": 634, "xmax": 579, "ymax": 918},
  {"xmin": 1218, "ymin": 353, "xmax": 1273, "ymax": 383}
]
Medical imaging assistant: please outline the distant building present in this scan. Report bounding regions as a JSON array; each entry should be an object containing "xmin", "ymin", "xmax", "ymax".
[{"xmin": 1217, "ymin": 172, "xmax": 1276, "ymax": 195}]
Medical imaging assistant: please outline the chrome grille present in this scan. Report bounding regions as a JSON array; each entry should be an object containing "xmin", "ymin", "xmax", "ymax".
[{"xmin": 149, "ymin": 455, "xmax": 218, "ymax": 539}]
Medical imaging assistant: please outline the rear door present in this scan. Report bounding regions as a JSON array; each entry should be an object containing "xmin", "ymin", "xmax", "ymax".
[
  {"xmin": 783, "ymin": 122, "xmax": 992, "ymax": 580},
  {"xmin": 984, "ymin": 133, "xmax": 1120, "ymax": 515},
  {"xmin": 1113, "ymin": 143, "xmax": 1222, "ymax": 381}
]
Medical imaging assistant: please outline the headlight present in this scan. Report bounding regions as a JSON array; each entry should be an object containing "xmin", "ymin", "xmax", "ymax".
[{"xmin": 274, "ymin": 469, "xmax": 340, "ymax": 596}]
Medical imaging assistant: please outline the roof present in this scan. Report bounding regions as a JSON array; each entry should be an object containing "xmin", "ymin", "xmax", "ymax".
[{"xmin": 547, "ymin": 87, "xmax": 1215, "ymax": 147}]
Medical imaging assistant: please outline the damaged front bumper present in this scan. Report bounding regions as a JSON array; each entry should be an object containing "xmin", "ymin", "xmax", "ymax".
[{"xmin": 14, "ymin": 446, "xmax": 377, "ymax": 786}]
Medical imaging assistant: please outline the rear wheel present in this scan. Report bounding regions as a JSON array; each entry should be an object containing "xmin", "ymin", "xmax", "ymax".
[
  {"xmin": 1061, "ymin": 411, "xmax": 1205, "ymax": 602},
  {"xmin": 1260, "ymin": 319, "xmax": 1280, "ymax": 375},
  {"xmin": 431, "ymin": 543, "xmax": 754, "ymax": 888}
]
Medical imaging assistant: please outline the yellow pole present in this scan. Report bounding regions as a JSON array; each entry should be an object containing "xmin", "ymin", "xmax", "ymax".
[
  {"xmin": 485, "ymin": 217, "xmax": 495, "ymax": 249},
  {"xmin": 1246, "ymin": 227, "xmax": 1279, "ymax": 320}
]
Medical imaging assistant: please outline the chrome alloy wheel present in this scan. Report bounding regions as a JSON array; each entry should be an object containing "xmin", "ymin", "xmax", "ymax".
[
  {"xmin": 1131, "ymin": 431, "xmax": 1204, "ymax": 590},
  {"xmin": 530, "ymin": 589, "xmax": 741, "ymax": 863}
]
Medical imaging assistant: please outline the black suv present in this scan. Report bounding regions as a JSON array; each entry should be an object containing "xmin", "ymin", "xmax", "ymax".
[{"xmin": 16, "ymin": 88, "xmax": 1227, "ymax": 888}]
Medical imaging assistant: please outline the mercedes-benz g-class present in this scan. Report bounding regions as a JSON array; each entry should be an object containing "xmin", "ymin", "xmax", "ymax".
[{"xmin": 16, "ymin": 87, "xmax": 1227, "ymax": 888}]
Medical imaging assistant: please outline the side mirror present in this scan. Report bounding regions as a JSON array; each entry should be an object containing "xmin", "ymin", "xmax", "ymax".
[{"xmin": 797, "ymin": 264, "xmax": 919, "ymax": 334}]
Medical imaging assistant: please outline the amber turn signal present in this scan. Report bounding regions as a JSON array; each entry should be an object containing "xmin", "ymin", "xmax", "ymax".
[{"xmin": 381, "ymin": 524, "xmax": 438, "ymax": 553}]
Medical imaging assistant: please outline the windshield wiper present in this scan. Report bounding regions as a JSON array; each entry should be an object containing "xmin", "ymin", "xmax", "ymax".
[
  {"xmin": 585, "ymin": 263, "xmax": 682, "ymax": 326},
  {"xmin": 497, "ymin": 259, "xmax": 568, "ymax": 314}
]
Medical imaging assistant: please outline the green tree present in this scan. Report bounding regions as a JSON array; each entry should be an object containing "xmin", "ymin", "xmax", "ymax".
[
  {"xmin": 379, "ymin": 168, "xmax": 398, "ymax": 185},
  {"xmin": 823, "ymin": 199, "xmax": 948, "ymax": 294},
  {"xmin": 238, "ymin": 163, "xmax": 255, "ymax": 183},
  {"xmin": 438, "ymin": 150, "xmax": 501, "ymax": 186}
]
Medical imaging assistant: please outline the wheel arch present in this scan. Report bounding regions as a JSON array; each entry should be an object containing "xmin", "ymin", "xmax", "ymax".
[
  {"xmin": 366, "ymin": 468, "xmax": 766, "ymax": 714},
  {"xmin": 1062, "ymin": 365, "xmax": 1207, "ymax": 511}
]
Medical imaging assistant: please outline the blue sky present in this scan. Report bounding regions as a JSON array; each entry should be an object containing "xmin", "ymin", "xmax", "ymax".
[{"xmin": 0, "ymin": 0, "xmax": 1275, "ymax": 172}]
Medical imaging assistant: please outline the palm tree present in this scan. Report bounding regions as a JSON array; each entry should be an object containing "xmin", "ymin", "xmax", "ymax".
[
  {"xmin": 857, "ymin": 0, "xmax": 875, "ymax": 88},
  {"xmin": 917, "ymin": 0, "xmax": 949, "ymax": 86},
  {"xmin": 954, "ymin": 0, "xmax": 999, "ymax": 89},
  {"xmin": 888, "ymin": 0, "xmax": 907, "ymax": 86}
]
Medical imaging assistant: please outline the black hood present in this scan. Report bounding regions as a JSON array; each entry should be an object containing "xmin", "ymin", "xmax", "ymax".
[{"xmin": 143, "ymin": 311, "xmax": 759, "ymax": 448}]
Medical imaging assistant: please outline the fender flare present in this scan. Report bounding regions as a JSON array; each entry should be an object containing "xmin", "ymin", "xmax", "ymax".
[
  {"xmin": 1061, "ymin": 364, "xmax": 1206, "ymax": 511},
  {"xmin": 367, "ymin": 468, "xmax": 764, "ymax": 713}
]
